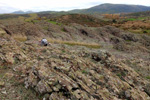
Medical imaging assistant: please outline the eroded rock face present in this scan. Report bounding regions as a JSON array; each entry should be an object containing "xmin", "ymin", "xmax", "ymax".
[
  {"xmin": 23, "ymin": 48, "xmax": 150, "ymax": 100},
  {"xmin": 0, "ymin": 40, "xmax": 150, "ymax": 100},
  {"xmin": 145, "ymin": 84, "xmax": 150, "ymax": 96},
  {"xmin": 121, "ymin": 33, "xmax": 139, "ymax": 42}
]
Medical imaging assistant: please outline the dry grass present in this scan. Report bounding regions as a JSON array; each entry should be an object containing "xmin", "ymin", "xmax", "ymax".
[
  {"xmin": 13, "ymin": 35, "xmax": 27, "ymax": 42},
  {"xmin": 47, "ymin": 38, "xmax": 101, "ymax": 49},
  {"xmin": 12, "ymin": 36, "xmax": 101, "ymax": 48}
]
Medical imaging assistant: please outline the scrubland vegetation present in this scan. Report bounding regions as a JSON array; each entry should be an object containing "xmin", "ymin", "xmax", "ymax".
[{"xmin": 0, "ymin": 11, "xmax": 150, "ymax": 100}]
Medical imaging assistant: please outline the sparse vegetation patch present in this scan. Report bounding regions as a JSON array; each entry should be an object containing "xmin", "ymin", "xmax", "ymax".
[{"xmin": 47, "ymin": 39, "xmax": 101, "ymax": 49}]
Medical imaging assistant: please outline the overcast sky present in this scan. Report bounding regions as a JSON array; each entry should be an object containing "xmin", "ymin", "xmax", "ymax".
[{"xmin": 0, "ymin": 0, "xmax": 150, "ymax": 14}]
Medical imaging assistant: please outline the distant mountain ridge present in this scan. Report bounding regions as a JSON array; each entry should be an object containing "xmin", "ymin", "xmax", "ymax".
[
  {"xmin": 11, "ymin": 3, "xmax": 150, "ymax": 14},
  {"xmin": 12, "ymin": 10, "xmax": 34, "ymax": 14},
  {"xmin": 69, "ymin": 3, "xmax": 150, "ymax": 14}
]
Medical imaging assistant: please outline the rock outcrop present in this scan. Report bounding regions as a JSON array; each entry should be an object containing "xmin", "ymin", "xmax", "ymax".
[{"xmin": 0, "ymin": 39, "xmax": 148, "ymax": 100}]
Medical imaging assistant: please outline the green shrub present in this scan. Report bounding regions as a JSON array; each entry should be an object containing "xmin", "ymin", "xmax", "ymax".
[
  {"xmin": 82, "ymin": 70, "xmax": 88, "ymax": 74},
  {"xmin": 43, "ymin": 26, "xmax": 49, "ymax": 30},
  {"xmin": 126, "ymin": 18, "xmax": 136, "ymax": 21},
  {"xmin": 143, "ymin": 30, "xmax": 147, "ymax": 33},
  {"xmin": 117, "ymin": 73, "xmax": 122, "ymax": 78},
  {"xmin": 47, "ymin": 20, "xmax": 62, "ymax": 26},
  {"xmin": 146, "ymin": 76, "xmax": 150, "ymax": 79},
  {"xmin": 47, "ymin": 20, "xmax": 57, "ymax": 24},
  {"xmin": 61, "ymin": 28, "xmax": 67, "ymax": 32}
]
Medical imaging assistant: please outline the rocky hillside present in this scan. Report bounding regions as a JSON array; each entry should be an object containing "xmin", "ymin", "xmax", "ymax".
[
  {"xmin": 0, "ymin": 14, "xmax": 150, "ymax": 100},
  {"xmin": 0, "ymin": 37, "xmax": 149, "ymax": 100}
]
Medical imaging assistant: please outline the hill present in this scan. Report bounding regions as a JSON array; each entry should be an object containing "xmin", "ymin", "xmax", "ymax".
[
  {"xmin": 69, "ymin": 3, "xmax": 150, "ymax": 14},
  {"xmin": 0, "ymin": 13, "xmax": 150, "ymax": 99},
  {"xmin": 12, "ymin": 10, "xmax": 34, "ymax": 14}
]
